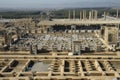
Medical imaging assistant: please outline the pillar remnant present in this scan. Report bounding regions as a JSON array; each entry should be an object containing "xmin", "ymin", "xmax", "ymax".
[
  {"xmin": 83, "ymin": 10, "xmax": 85, "ymax": 20},
  {"xmin": 104, "ymin": 27, "xmax": 108, "ymax": 45},
  {"xmin": 80, "ymin": 11, "xmax": 82, "ymax": 20},
  {"xmin": 95, "ymin": 10, "xmax": 98, "ymax": 20},
  {"xmin": 83, "ymin": 10, "xmax": 87, "ymax": 20},
  {"xmin": 91, "ymin": 10, "xmax": 94, "ymax": 20},
  {"xmin": 117, "ymin": 9, "xmax": 119, "ymax": 19},
  {"xmin": 85, "ymin": 10, "xmax": 87, "ymax": 20},
  {"xmin": 104, "ymin": 12, "xmax": 106, "ymax": 20},
  {"xmin": 69, "ymin": 10, "xmax": 71, "ymax": 20},
  {"xmin": 73, "ymin": 10, "xmax": 76, "ymax": 19},
  {"xmin": 89, "ymin": 11, "xmax": 92, "ymax": 20}
]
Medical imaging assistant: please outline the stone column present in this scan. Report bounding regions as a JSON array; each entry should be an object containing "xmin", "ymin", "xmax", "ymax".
[
  {"xmin": 95, "ymin": 10, "xmax": 98, "ymax": 20},
  {"xmin": 117, "ymin": 9, "xmax": 119, "ymax": 19},
  {"xmin": 83, "ymin": 10, "xmax": 85, "ymax": 20},
  {"xmin": 104, "ymin": 26, "xmax": 108, "ymax": 45},
  {"xmin": 73, "ymin": 10, "xmax": 76, "ymax": 20},
  {"xmin": 69, "ymin": 10, "xmax": 71, "ymax": 20},
  {"xmin": 91, "ymin": 10, "xmax": 94, "ymax": 20},
  {"xmin": 84, "ymin": 10, "xmax": 87, "ymax": 20},
  {"xmin": 80, "ymin": 11, "xmax": 82, "ymax": 20},
  {"xmin": 89, "ymin": 11, "xmax": 92, "ymax": 20},
  {"xmin": 104, "ymin": 12, "xmax": 106, "ymax": 20}
]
